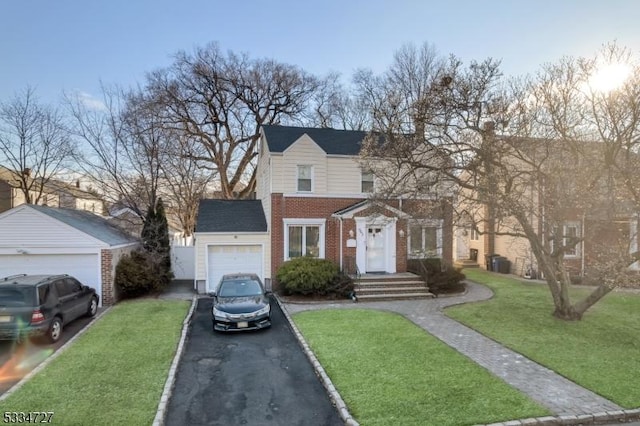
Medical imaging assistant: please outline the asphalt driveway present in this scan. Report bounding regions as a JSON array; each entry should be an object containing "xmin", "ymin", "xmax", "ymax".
[{"xmin": 164, "ymin": 297, "xmax": 342, "ymax": 426}]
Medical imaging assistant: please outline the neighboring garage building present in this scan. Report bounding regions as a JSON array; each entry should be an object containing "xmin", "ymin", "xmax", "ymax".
[
  {"xmin": 194, "ymin": 199, "xmax": 269, "ymax": 293},
  {"xmin": 0, "ymin": 204, "xmax": 138, "ymax": 305}
]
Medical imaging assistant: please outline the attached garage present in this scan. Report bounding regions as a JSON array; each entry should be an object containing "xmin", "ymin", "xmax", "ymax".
[
  {"xmin": 207, "ymin": 245, "xmax": 264, "ymax": 290},
  {"xmin": 0, "ymin": 204, "xmax": 138, "ymax": 305},
  {"xmin": 195, "ymin": 200, "xmax": 270, "ymax": 293}
]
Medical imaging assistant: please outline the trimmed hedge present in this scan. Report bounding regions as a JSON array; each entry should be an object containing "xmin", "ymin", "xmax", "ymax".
[
  {"xmin": 276, "ymin": 257, "xmax": 354, "ymax": 298},
  {"xmin": 407, "ymin": 258, "xmax": 466, "ymax": 295}
]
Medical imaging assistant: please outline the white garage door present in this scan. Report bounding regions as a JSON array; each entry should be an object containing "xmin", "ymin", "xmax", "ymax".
[
  {"xmin": 0, "ymin": 253, "xmax": 101, "ymax": 297},
  {"xmin": 207, "ymin": 245, "xmax": 263, "ymax": 291}
]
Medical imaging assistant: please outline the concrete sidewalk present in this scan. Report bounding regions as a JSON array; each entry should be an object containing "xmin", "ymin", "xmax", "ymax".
[{"xmin": 282, "ymin": 281, "xmax": 623, "ymax": 418}]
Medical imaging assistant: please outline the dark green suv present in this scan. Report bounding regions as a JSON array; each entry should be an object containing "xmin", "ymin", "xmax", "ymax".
[{"xmin": 0, "ymin": 274, "xmax": 99, "ymax": 343}]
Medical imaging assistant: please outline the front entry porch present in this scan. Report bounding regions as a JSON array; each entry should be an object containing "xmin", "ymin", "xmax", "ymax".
[{"xmin": 350, "ymin": 272, "xmax": 434, "ymax": 302}]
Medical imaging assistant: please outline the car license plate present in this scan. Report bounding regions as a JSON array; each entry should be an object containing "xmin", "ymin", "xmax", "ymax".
[
  {"xmin": 237, "ymin": 321, "xmax": 248, "ymax": 328},
  {"xmin": 0, "ymin": 316, "xmax": 11, "ymax": 323}
]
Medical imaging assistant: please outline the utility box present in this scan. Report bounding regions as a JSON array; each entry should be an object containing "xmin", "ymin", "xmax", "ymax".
[{"xmin": 493, "ymin": 257, "xmax": 511, "ymax": 274}]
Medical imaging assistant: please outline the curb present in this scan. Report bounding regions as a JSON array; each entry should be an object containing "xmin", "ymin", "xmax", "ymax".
[
  {"xmin": 274, "ymin": 295, "xmax": 359, "ymax": 426},
  {"xmin": 152, "ymin": 295, "xmax": 198, "ymax": 426},
  {"xmin": 476, "ymin": 407, "xmax": 640, "ymax": 425},
  {"xmin": 0, "ymin": 306, "xmax": 113, "ymax": 402}
]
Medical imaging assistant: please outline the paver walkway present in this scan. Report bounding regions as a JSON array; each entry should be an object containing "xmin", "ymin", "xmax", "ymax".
[{"xmin": 282, "ymin": 281, "xmax": 622, "ymax": 417}]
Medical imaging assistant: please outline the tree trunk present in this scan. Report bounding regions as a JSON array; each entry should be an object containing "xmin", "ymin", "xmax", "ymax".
[{"xmin": 552, "ymin": 304, "xmax": 582, "ymax": 321}]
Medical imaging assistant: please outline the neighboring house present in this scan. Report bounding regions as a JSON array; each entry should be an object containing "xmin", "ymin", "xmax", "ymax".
[
  {"xmin": 194, "ymin": 125, "xmax": 454, "ymax": 293},
  {"xmin": 107, "ymin": 206, "xmax": 191, "ymax": 246},
  {"xmin": 107, "ymin": 207, "xmax": 144, "ymax": 237},
  {"xmin": 0, "ymin": 204, "xmax": 138, "ymax": 305},
  {"xmin": 453, "ymin": 138, "xmax": 640, "ymax": 279},
  {"xmin": 0, "ymin": 166, "xmax": 106, "ymax": 215}
]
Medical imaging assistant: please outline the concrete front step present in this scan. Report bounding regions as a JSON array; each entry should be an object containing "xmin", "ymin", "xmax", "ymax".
[
  {"xmin": 356, "ymin": 292, "xmax": 435, "ymax": 301},
  {"xmin": 356, "ymin": 286, "xmax": 431, "ymax": 296},
  {"xmin": 354, "ymin": 273, "xmax": 422, "ymax": 282},
  {"xmin": 453, "ymin": 259, "xmax": 479, "ymax": 268},
  {"xmin": 356, "ymin": 280, "xmax": 427, "ymax": 288}
]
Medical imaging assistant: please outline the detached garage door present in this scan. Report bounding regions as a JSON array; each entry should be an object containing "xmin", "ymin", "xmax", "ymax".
[
  {"xmin": 0, "ymin": 254, "xmax": 101, "ymax": 296},
  {"xmin": 207, "ymin": 245, "xmax": 263, "ymax": 291}
]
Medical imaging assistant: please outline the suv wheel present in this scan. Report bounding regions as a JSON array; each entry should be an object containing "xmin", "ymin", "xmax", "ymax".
[
  {"xmin": 47, "ymin": 317, "xmax": 63, "ymax": 343},
  {"xmin": 87, "ymin": 296, "xmax": 98, "ymax": 317}
]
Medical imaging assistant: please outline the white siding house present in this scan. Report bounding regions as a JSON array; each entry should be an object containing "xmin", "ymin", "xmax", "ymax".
[{"xmin": 0, "ymin": 204, "xmax": 138, "ymax": 305}]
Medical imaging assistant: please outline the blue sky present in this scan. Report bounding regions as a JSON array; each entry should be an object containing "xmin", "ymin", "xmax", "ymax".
[{"xmin": 1, "ymin": 0, "xmax": 639, "ymax": 106}]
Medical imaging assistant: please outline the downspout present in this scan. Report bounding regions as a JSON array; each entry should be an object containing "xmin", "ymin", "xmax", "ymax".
[
  {"xmin": 581, "ymin": 213, "xmax": 586, "ymax": 278},
  {"xmin": 339, "ymin": 217, "xmax": 344, "ymax": 271}
]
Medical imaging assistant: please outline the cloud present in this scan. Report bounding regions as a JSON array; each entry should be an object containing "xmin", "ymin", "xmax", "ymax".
[{"xmin": 72, "ymin": 90, "xmax": 107, "ymax": 111}]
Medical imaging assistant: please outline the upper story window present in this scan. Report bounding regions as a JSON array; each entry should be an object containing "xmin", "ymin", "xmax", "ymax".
[
  {"xmin": 297, "ymin": 165, "xmax": 312, "ymax": 192},
  {"xmin": 361, "ymin": 171, "xmax": 374, "ymax": 193},
  {"xmin": 551, "ymin": 222, "xmax": 581, "ymax": 258}
]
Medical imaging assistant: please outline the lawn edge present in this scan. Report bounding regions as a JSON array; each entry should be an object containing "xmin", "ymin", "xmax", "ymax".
[
  {"xmin": 274, "ymin": 295, "xmax": 359, "ymax": 426},
  {"xmin": 152, "ymin": 295, "xmax": 198, "ymax": 426},
  {"xmin": 0, "ymin": 306, "xmax": 113, "ymax": 402},
  {"xmin": 456, "ymin": 273, "xmax": 640, "ymax": 425}
]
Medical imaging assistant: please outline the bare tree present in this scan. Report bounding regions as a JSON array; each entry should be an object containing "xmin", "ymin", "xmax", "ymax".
[
  {"xmin": 360, "ymin": 42, "xmax": 639, "ymax": 320},
  {"xmin": 66, "ymin": 86, "xmax": 167, "ymax": 220},
  {"xmin": 0, "ymin": 87, "xmax": 73, "ymax": 204},
  {"xmin": 303, "ymin": 72, "xmax": 371, "ymax": 130},
  {"xmin": 160, "ymin": 132, "xmax": 216, "ymax": 243},
  {"xmin": 147, "ymin": 43, "xmax": 321, "ymax": 199}
]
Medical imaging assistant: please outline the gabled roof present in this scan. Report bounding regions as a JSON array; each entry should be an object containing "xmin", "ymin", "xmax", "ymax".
[
  {"xmin": 196, "ymin": 199, "xmax": 267, "ymax": 233},
  {"xmin": 262, "ymin": 125, "xmax": 368, "ymax": 155},
  {"xmin": 332, "ymin": 199, "xmax": 412, "ymax": 219},
  {"xmin": 26, "ymin": 204, "xmax": 138, "ymax": 246}
]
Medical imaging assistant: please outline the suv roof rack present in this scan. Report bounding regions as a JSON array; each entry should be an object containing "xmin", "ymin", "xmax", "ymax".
[
  {"xmin": 2, "ymin": 273, "xmax": 28, "ymax": 281},
  {"xmin": 43, "ymin": 274, "xmax": 70, "ymax": 282}
]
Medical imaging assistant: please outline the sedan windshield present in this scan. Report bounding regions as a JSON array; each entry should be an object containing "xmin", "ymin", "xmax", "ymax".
[{"xmin": 218, "ymin": 280, "xmax": 263, "ymax": 297}]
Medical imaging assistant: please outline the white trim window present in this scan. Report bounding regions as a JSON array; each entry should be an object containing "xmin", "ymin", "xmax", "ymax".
[
  {"xmin": 470, "ymin": 226, "xmax": 480, "ymax": 241},
  {"xmin": 551, "ymin": 222, "xmax": 581, "ymax": 258},
  {"xmin": 408, "ymin": 219, "xmax": 443, "ymax": 258},
  {"xmin": 361, "ymin": 170, "xmax": 374, "ymax": 193},
  {"xmin": 297, "ymin": 165, "xmax": 313, "ymax": 192},
  {"xmin": 283, "ymin": 219, "xmax": 326, "ymax": 260}
]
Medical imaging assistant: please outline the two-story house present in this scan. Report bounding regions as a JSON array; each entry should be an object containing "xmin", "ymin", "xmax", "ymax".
[
  {"xmin": 453, "ymin": 136, "xmax": 640, "ymax": 279},
  {"xmin": 0, "ymin": 166, "xmax": 106, "ymax": 215},
  {"xmin": 194, "ymin": 125, "xmax": 454, "ymax": 293}
]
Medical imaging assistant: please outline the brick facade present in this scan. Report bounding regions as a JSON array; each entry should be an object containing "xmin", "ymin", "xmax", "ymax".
[
  {"xmin": 100, "ymin": 249, "xmax": 114, "ymax": 306},
  {"xmin": 270, "ymin": 194, "xmax": 453, "ymax": 281},
  {"xmin": 100, "ymin": 245, "xmax": 138, "ymax": 305}
]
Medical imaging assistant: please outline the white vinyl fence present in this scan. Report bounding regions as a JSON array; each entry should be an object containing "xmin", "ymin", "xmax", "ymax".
[{"xmin": 171, "ymin": 246, "xmax": 195, "ymax": 280}]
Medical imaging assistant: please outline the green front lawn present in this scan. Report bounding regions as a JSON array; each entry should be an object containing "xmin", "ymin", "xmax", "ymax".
[
  {"xmin": 0, "ymin": 299, "xmax": 190, "ymax": 425},
  {"xmin": 447, "ymin": 269, "xmax": 640, "ymax": 408},
  {"xmin": 293, "ymin": 309, "xmax": 547, "ymax": 426}
]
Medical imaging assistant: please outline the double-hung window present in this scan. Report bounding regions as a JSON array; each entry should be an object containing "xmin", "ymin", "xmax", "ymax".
[
  {"xmin": 297, "ymin": 165, "xmax": 312, "ymax": 192},
  {"xmin": 408, "ymin": 220, "xmax": 442, "ymax": 258},
  {"xmin": 551, "ymin": 222, "xmax": 581, "ymax": 258},
  {"xmin": 284, "ymin": 219, "xmax": 326, "ymax": 260},
  {"xmin": 361, "ymin": 171, "xmax": 374, "ymax": 193}
]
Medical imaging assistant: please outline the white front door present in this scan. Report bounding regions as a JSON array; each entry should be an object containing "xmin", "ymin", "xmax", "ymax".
[{"xmin": 366, "ymin": 227, "xmax": 386, "ymax": 272}]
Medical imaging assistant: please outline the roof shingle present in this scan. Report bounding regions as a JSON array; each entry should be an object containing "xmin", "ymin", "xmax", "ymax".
[
  {"xmin": 28, "ymin": 204, "xmax": 137, "ymax": 246},
  {"xmin": 196, "ymin": 200, "xmax": 267, "ymax": 233},
  {"xmin": 262, "ymin": 125, "xmax": 368, "ymax": 155}
]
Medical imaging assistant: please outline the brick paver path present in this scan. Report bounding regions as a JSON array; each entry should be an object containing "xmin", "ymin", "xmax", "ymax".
[{"xmin": 282, "ymin": 281, "xmax": 622, "ymax": 416}]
